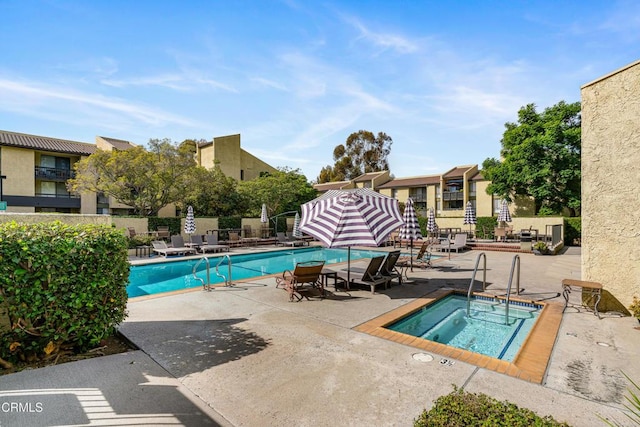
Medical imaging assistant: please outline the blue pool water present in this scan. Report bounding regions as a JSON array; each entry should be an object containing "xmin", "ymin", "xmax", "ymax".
[
  {"xmin": 128, "ymin": 247, "xmax": 393, "ymax": 297},
  {"xmin": 386, "ymin": 294, "xmax": 541, "ymax": 362}
]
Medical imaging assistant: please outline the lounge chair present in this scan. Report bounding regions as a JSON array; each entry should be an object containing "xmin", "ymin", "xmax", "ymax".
[
  {"xmin": 151, "ymin": 240, "xmax": 195, "ymax": 257},
  {"xmin": 190, "ymin": 234, "xmax": 229, "ymax": 253},
  {"xmin": 204, "ymin": 233, "xmax": 230, "ymax": 252},
  {"xmin": 170, "ymin": 235, "xmax": 197, "ymax": 255},
  {"xmin": 379, "ymin": 250, "xmax": 403, "ymax": 286},
  {"xmin": 275, "ymin": 260, "xmax": 325, "ymax": 301},
  {"xmin": 336, "ymin": 256, "xmax": 389, "ymax": 294},
  {"xmin": 226, "ymin": 231, "xmax": 242, "ymax": 247},
  {"xmin": 275, "ymin": 232, "xmax": 306, "ymax": 247},
  {"xmin": 398, "ymin": 240, "xmax": 435, "ymax": 269},
  {"xmin": 435, "ymin": 233, "xmax": 468, "ymax": 253}
]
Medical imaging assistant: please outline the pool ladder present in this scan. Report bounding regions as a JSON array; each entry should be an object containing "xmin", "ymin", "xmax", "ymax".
[
  {"xmin": 466, "ymin": 253, "xmax": 521, "ymax": 325},
  {"xmin": 192, "ymin": 254, "xmax": 234, "ymax": 291}
]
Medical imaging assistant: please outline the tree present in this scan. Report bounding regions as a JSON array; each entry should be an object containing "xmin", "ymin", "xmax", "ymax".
[
  {"xmin": 237, "ymin": 168, "xmax": 317, "ymax": 218},
  {"xmin": 180, "ymin": 165, "xmax": 244, "ymax": 217},
  {"xmin": 316, "ymin": 130, "xmax": 392, "ymax": 183},
  {"xmin": 482, "ymin": 101, "xmax": 581, "ymax": 216},
  {"xmin": 68, "ymin": 138, "xmax": 196, "ymax": 216}
]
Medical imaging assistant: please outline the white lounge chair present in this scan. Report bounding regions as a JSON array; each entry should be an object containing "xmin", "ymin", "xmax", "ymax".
[{"xmin": 151, "ymin": 240, "xmax": 195, "ymax": 257}]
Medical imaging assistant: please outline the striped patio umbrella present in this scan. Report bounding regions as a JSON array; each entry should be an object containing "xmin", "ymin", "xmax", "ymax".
[
  {"xmin": 292, "ymin": 212, "xmax": 302, "ymax": 238},
  {"xmin": 299, "ymin": 188, "xmax": 403, "ymax": 284},
  {"xmin": 184, "ymin": 205, "xmax": 196, "ymax": 236},
  {"xmin": 463, "ymin": 201, "xmax": 476, "ymax": 235},
  {"xmin": 427, "ymin": 208, "xmax": 438, "ymax": 236},
  {"xmin": 260, "ymin": 203, "xmax": 268, "ymax": 223},
  {"xmin": 497, "ymin": 199, "xmax": 512, "ymax": 225},
  {"xmin": 398, "ymin": 198, "xmax": 423, "ymax": 271}
]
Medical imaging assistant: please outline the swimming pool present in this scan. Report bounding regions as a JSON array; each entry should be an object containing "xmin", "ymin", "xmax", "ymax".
[
  {"xmin": 385, "ymin": 293, "xmax": 541, "ymax": 362},
  {"xmin": 128, "ymin": 247, "xmax": 392, "ymax": 297}
]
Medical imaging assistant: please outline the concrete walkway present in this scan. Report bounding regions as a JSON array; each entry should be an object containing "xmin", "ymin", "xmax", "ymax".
[{"xmin": 1, "ymin": 247, "xmax": 638, "ymax": 426}]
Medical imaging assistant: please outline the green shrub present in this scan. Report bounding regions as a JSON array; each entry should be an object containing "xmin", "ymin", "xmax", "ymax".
[
  {"xmin": 148, "ymin": 217, "xmax": 181, "ymax": 236},
  {"xmin": 564, "ymin": 217, "xmax": 581, "ymax": 246},
  {"xmin": 414, "ymin": 386, "xmax": 571, "ymax": 427},
  {"xmin": 0, "ymin": 221, "xmax": 130, "ymax": 364},
  {"xmin": 218, "ymin": 216, "xmax": 242, "ymax": 230},
  {"xmin": 127, "ymin": 234, "xmax": 154, "ymax": 249},
  {"xmin": 476, "ymin": 217, "xmax": 498, "ymax": 239}
]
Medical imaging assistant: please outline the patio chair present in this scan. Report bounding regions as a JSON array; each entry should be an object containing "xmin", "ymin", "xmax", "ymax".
[
  {"xmin": 169, "ymin": 235, "xmax": 197, "ymax": 255},
  {"xmin": 205, "ymin": 233, "xmax": 230, "ymax": 252},
  {"xmin": 156, "ymin": 226, "xmax": 170, "ymax": 240},
  {"xmin": 398, "ymin": 241, "xmax": 434, "ymax": 269},
  {"xmin": 275, "ymin": 232, "xmax": 306, "ymax": 247},
  {"xmin": 224, "ymin": 231, "xmax": 242, "ymax": 247},
  {"xmin": 436, "ymin": 233, "xmax": 468, "ymax": 253},
  {"xmin": 337, "ymin": 256, "xmax": 389, "ymax": 294},
  {"xmin": 190, "ymin": 234, "xmax": 228, "ymax": 253},
  {"xmin": 151, "ymin": 240, "xmax": 194, "ymax": 257},
  {"xmin": 379, "ymin": 250, "xmax": 403, "ymax": 286},
  {"xmin": 275, "ymin": 260, "xmax": 326, "ymax": 302}
]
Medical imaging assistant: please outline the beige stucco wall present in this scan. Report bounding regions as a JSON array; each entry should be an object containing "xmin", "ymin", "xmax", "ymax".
[
  {"xmin": 581, "ymin": 60, "xmax": 640, "ymax": 309},
  {"xmin": 212, "ymin": 134, "xmax": 242, "ymax": 180},
  {"xmin": 0, "ymin": 213, "xmax": 111, "ymax": 226},
  {"xmin": 1, "ymin": 146, "xmax": 35, "ymax": 200}
]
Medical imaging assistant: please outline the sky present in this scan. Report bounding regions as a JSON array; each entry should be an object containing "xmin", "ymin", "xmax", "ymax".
[{"xmin": 1, "ymin": 1, "xmax": 639, "ymax": 181}]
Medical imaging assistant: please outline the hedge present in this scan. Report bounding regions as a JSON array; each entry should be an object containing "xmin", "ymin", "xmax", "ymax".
[{"xmin": 0, "ymin": 221, "xmax": 130, "ymax": 364}]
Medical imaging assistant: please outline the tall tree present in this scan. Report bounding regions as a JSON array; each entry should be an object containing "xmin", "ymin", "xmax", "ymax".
[
  {"xmin": 180, "ymin": 164, "xmax": 244, "ymax": 217},
  {"xmin": 237, "ymin": 168, "xmax": 317, "ymax": 218},
  {"xmin": 482, "ymin": 101, "xmax": 581, "ymax": 216},
  {"xmin": 316, "ymin": 130, "xmax": 392, "ymax": 183},
  {"xmin": 68, "ymin": 138, "xmax": 196, "ymax": 216}
]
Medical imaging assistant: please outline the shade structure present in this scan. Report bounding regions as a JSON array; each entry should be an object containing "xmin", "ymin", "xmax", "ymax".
[
  {"xmin": 427, "ymin": 208, "xmax": 437, "ymax": 236},
  {"xmin": 497, "ymin": 200, "xmax": 512, "ymax": 224},
  {"xmin": 260, "ymin": 203, "xmax": 268, "ymax": 223},
  {"xmin": 463, "ymin": 201, "xmax": 476, "ymax": 235},
  {"xmin": 299, "ymin": 188, "xmax": 403, "ymax": 284},
  {"xmin": 292, "ymin": 212, "xmax": 302, "ymax": 238},
  {"xmin": 184, "ymin": 205, "xmax": 196, "ymax": 235},
  {"xmin": 398, "ymin": 198, "xmax": 423, "ymax": 271}
]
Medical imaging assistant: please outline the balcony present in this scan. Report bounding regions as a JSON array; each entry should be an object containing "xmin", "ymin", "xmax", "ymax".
[
  {"xmin": 442, "ymin": 191, "xmax": 464, "ymax": 201},
  {"xmin": 35, "ymin": 166, "xmax": 75, "ymax": 181},
  {"xmin": 4, "ymin": 194, "xmax": 81, "ymax": 209}
]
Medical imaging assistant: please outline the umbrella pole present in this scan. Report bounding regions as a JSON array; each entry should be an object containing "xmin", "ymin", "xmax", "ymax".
[
  {"xmin": 410, "ymin": 237, "xmax": 414, "ymax": 272},
  {"xmin": 347, "ymin": 246, "xmax": 351, "ymax": 286}
]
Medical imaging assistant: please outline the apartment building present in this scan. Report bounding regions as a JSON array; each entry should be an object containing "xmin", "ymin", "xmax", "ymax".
[
  {"xmin": 314, "ymin": 165, "xmax": 498, "ymax": 219},
  {"xmin": 0, "ymin": 130, "xmax": 277, "ymax": 215}
]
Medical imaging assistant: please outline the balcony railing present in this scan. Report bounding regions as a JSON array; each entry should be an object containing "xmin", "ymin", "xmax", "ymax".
[
  {"xmin": 443, "ymin": 191, "xmax": 464, "ymax": 201},
  {"xmin": 35, "ymin": 166, "xmax": 75, "ymax": 181},
  {"xmin": 35, "ymin": 192, "xmax": 80, "ymax": 199}
]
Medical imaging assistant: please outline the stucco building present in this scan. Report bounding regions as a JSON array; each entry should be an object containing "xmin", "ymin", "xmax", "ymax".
[
  {"xmin": 581, "ymin": 59, "xmax": 640, "ymax": 309},
  {"xmin": 0, "ymin": 130, "xmax": 277, "ymax": 216}
]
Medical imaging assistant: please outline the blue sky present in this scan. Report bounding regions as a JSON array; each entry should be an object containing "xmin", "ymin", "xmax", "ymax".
[{"xmin": 1, "ymin": 1, "xmax": 639, "ymax": 181}]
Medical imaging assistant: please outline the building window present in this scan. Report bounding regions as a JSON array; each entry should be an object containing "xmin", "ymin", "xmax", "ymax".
[
  {"xmin": 391, "ymin": 189, "xmax": 397, "ymax": 199},
  {"xmin": 240, "ymin": 169, "xmax": 244, "ymax": 180},
  {"xmin": 409, "ymin": 187, "xmax": 426, "ymax": 202}
]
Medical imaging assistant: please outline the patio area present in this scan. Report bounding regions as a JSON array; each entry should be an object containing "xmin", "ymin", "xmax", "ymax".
[{"xmin": 117, "ymin": 246, "xmax": 639, "ymax": 426}]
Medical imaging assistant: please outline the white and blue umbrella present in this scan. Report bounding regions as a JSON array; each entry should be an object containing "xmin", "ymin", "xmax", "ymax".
[
  {"xmin": 184, "ymin": 205, "xmax": 196, "ymax": 236},
  {"xmin": 398, "ymin": 198, "xmax": 423, "ymax": 271},
  {"xmin": 497, "ymin": 199, "xmax": 512, "ymax": 224},
  {"xmin": 299, "ymin": 188, "xmax": 403, "ymax": 284},
  {"xmin": 463, "ymin": 201, "xmax": 476, "ymax": 235},
  {"xmin": 292, "ymin": 212, "xmax": 302, "ymax": 238}
]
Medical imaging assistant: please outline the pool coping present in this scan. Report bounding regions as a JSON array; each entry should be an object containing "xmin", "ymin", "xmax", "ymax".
[{"xmin": 353, "ymin": 288, "xmax": 564, "ymax": 384}]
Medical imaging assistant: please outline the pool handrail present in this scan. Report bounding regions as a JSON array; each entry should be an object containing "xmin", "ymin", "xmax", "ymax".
[
  {"xmin": 192, "ymin": 254, "xmax": 234, "ymax": 291},
  {"xmin": 504, "ymin": 254, "xmax": 521, "ymax": 325},
  {"xmin": 215, "ymin": 254, "xmax": 233, "ymax": 287},
  {"xmin": 193, "ymin": 256, "xmax": 211, "ymax": 291},
  {"xmin": 466, "ymin": 252, "xmax": 487, "ymax": 317}
]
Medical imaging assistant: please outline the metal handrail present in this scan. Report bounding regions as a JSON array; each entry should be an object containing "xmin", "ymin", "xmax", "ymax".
[
  {"xmin": 193, "ymin": 256, "xmax": 211, "ymax": 291},
  {"xmin": 504, "ymin": 255, "xmax": 521, "ymax": 325},
  {"xmin": 466, "ymin": 252, "xmax": 487, "ymax": 316},
  {"xmin": 215, "ymin": 254, "xmax": 233, "ymax": 287}
]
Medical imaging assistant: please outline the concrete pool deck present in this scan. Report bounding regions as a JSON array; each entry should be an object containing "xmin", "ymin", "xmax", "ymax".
[{"xmin": 2, "ymin": 246, "xmax": 639, "ymax": 426}]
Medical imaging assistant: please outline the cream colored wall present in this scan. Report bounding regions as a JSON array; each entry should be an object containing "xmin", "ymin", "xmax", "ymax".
[
  {"xmin": 80, "ymin": 190, "xmax": 97, "ymax": 214},
  {"xmin": 474, "ymin": 181, "xmax": 493, "ymax": 217},
  {"xmin": 178, "ymin": 217, "xmax": 219, "ymax": 238},
  {"xmin": 213, "ymin": 135, "xmax": 242, "ymax": 180},
  {"xmin": 581, "ymin": 60, "xmax": 640, "ymax": 308},
  {"xmin": 240, "ymin": 150, "xmax": 277, "ymax": 181},
  {"xmin": 2, "ymin": 147, "xmax": 35, "ymax": 199}
]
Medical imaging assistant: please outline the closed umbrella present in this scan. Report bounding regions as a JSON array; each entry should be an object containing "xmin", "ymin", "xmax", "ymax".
[
  {"xmin": 299, "ymin": 188, "xmax": 403, "ymax": 284},
  {"xmin": 398, "ymin": 198, "xmax": 423, "ymax": 271},
  {"xmin": 184, "ymin": 205, "xmax": 196, "ymax": 238},
  {"xmin": 292, "ymin": 212, "xmax": 302, "ymax": 238},
  {"xmin": 427, "ymin": 208, "xmax": 438, "ymax": 236},
  {"xmin": 260, "ymin": 203, "xmax": 269, "ymax": 238},
  {"xmin": 497, "ymin": 199, "xmax": 512, "ymax": 225},
  {"xmin": 463, "ymin": 201, "xmax": 476, "ymax": 236}
]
